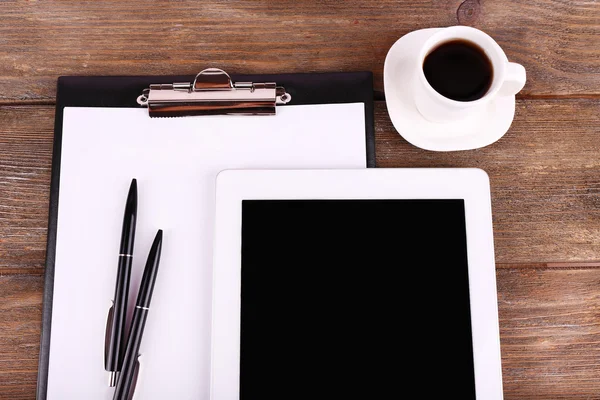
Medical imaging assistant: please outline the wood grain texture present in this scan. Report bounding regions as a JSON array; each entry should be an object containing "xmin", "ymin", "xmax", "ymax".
[
  {"xmin": 376, "ymin": 99, "xmax": 600, "ymax": 263},
  {"xmin": 498, "ymin": 268, "xmax": 600, "ymax": 399},
  {"xmin": 2, "ymin": 268, "xmax": 600, "ymax": 399},
  {"xmin": 0, "ymin": 106, "xmax": 53, "ymax": 273},
  {"xmin": 0, "ymin": 275, "xmax": 43, "ymax": 400},
  {"xmin": 0, "ymin": 0, "xmax": 598, "ymax": 103}
]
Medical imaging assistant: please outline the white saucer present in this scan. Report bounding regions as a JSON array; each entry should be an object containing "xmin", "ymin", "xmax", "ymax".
[{"xmin": 383, "ymin": 28, "xmax": 516, "ymax": 151}]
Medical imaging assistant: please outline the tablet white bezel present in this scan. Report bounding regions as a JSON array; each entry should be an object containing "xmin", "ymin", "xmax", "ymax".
[{"xmin": 211, "ymin": 169, "xmax": 502, "ymax": 400}]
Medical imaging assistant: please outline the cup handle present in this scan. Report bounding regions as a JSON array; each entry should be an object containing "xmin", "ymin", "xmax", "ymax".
[{"xmin": 499, "ymin": 62, "xmax": 526, "ymax": 97}]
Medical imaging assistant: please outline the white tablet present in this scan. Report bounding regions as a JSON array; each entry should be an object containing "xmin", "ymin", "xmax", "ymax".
[{"xmin": 211, "ymin": 169, "xmax": 503, "ymax": 400}]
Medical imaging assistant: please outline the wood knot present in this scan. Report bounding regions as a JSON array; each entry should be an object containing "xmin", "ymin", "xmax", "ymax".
[{"xmin": 457, "ymin": 0, "xmax": 481, "ymax": 26}]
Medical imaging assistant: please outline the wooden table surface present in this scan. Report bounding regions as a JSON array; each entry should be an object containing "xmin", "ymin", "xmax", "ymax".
[{"xmin": 0, "ymin": 1, "xmax": 599, "ymax": 398}]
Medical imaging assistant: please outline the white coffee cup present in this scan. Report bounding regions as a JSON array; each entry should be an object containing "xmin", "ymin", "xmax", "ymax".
[{"xmin": 414, "ymin": 26, "xmax": 526, "ymax": 123}]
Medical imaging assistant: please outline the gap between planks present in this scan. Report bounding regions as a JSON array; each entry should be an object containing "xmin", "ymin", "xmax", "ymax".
[
  {"xmin": 3, "ymin": 263, "xmax": 600, "ymax": 278},
  {"xmin": 2, "ymin": 93, "xmax": 600, "ymax": 107}
]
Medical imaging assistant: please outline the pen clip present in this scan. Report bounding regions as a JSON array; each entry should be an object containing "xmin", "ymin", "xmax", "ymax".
[
  {"xmin": 128, "ymin": 353, "xmax": 142, "ymax": 400},
  {"xmin": 104, "ymin": 300, "xmax": 115, "ymax": 368}
]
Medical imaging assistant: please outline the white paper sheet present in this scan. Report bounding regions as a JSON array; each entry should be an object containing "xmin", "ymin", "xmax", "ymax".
[{"xmin": 47, "ymin": 104, "xmax": 366, "ymax": 399}]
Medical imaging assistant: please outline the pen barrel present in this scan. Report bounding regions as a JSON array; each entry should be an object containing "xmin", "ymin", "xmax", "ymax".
[
  {"xmin": 136, "ymin": 232, "xmax": 162, "ymax": 309},
  {"xmin": 113, "ymin": 229, "xmax": 161, "ymax": 399},
  {"xmin": 119, "ymin": 217, "xmax": 136, "ymax": 256},
  {"xmin": 119, "ymin": 180, "xmax": 137, "ymax": 255},
  {"xmin": 113, "ymin": 308, "xmax": 148, "ymax": 400},
  {"xmin": 105, "ymin": 257, "xmax": 132, "ymax": 372}
]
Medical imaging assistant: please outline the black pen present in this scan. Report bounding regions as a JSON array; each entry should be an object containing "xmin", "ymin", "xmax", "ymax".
[
  {"xmin": 105, "ymin": 179, "xmax": 137, "ymax": 387},
  {"xmin": 113, "ymin": 229, "xmax": 163, "ymax": 400}
]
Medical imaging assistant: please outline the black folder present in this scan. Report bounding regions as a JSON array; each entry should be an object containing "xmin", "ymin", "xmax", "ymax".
[{"xmin": 38, "ymin": 71, "xmax": 375, "ymax": 399}]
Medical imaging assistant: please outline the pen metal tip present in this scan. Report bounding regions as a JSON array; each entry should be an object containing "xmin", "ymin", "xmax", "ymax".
[{"xmin": 108, "ymin": 371, "xmax": 118, "ymax": 387}]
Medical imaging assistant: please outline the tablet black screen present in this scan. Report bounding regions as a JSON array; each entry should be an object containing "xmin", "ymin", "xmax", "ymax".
[{"xmin": 241, "ymin": 200, "xmax": 475, "ymax": 399}]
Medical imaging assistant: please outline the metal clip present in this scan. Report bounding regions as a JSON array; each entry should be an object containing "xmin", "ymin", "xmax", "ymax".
[
  {"xmin": 128, "ymin": 354, "xmax": 142, "ymax": 400},
  {"xmin": 104, "ymin": 300, "xmax": 117, "ymax": 386},
  {"xmin": 137, "ymin": 68, "xmax": 291, "ymax": 117}
]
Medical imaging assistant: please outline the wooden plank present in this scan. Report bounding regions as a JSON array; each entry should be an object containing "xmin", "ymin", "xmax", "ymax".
[
  {"xmin": 1, "ymin": 268, "xmax": 600, "ymax": 398},
  {"xmin": 498, "ymin": 268, "xmax": 600, "ymax": 399},
  {"xmin": 0, "ymin": 275, "xmax": 42, "ymax": 400},
  {"xmin": 497, "ymin": 262, "xmax": 600, "ymax": 270},
  {"xmin": 459, "ymin": 0, "xmax": 600, "ymax": 98},
  {"xmin": 0, "ymin": 0, "xmax": 598, "ymax": 103},
  {"xmin": 0, "ymin": 100, "xmax": 599, "ymax": 273},
  {"xmin": 376, "ymin": 99, "xmax": 600, "ymax": 263},
  {"xmin": 0, "ymin": 106, "xmax": 53, "ymax": 273}
]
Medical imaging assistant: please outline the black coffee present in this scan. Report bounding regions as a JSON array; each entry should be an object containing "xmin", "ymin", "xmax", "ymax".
[{"xmin": 423, "ymin": 40, "xmax": 493, "ymax": 102}]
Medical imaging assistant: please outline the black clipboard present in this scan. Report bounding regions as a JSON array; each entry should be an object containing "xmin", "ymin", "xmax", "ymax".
[{"xmin": 37, "ymin": 71, "xmax": 375, "ymax": 399}]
